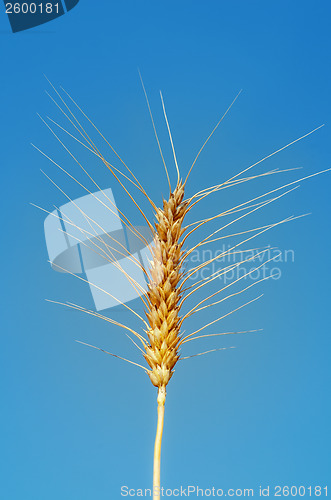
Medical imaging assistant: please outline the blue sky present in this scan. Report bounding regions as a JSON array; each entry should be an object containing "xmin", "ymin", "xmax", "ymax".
[{"xmin": 1, "ymin": 1, "xmax": 331, "ymax": 499}]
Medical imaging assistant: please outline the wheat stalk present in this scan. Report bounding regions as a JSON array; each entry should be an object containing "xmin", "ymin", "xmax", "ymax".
[{"xmin": 35, "ymin": 78, "xmax": 330, "ymax": 499}]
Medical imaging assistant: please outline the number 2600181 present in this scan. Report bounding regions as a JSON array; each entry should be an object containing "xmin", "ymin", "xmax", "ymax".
[{"xmin": 5, "ymin": 3, "xmax": 60, "ymax": 14}]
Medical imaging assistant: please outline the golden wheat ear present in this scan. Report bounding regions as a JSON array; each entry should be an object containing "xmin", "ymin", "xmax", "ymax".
[{"xmin": 37, "ymin": 79, "xmax": 330, "ymax": 500}]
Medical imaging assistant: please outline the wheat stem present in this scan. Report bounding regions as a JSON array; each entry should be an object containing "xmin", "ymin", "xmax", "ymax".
[{"xmin": 153, "ymin": 387, "xmax": 166, "ymax": 499}]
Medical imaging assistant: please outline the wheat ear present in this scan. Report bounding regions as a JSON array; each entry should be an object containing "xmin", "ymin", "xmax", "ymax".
[
  {"xmin": 37, "ymin": 80, "xmax": 330, "ymax": 499},
  {"xmin": 143, "ymin": 180, "xmax": 188, "ymax": 496}
]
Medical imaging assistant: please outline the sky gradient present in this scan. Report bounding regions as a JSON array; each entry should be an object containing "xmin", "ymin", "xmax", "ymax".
[{"xmin": 1, "ymin": 1, "xmax": 330, "ymax": 498}]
